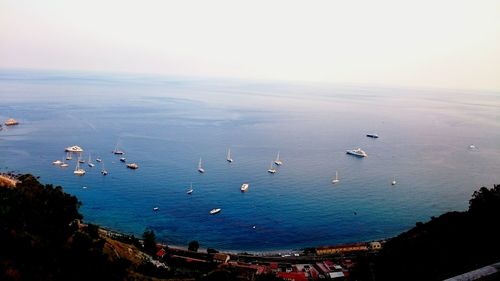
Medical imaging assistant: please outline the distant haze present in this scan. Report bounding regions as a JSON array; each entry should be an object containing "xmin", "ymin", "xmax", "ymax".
[{"xmin": 1, "ymin": 0, "xmax": 500, "ymax": 91}]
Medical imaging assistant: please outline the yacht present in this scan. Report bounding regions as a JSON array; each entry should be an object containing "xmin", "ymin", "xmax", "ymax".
[
  {"xmin": 153, "ymin": 207, "xmax": 159, "ymax": 212},
  {"xmin": 331, "ymin": 171, "xmax": 340, "ymax": 184},
  {"xmin": 198, "ymin": 158, "xmax": 205, "ymax": 173},
  {"xmin": 112, "ymin": 140, "xmax": 125, "ymax": 155},
  {"xmin": 101, "ymin": 161, "xmax": 108, "ymax": 175},
  {"xmin": 187, "ymin": 183, "xmax": 194, "ymax": 195},
  {"xmin": 52, "ymin": 160, "xmax": 63, "ymax": 165},
  {"xmin": 209, "ymin": 208, "xmax": 221, "ymax": 215},
  {"xmin": 87, "ymin": 153, "xmax": 95, "ymax": 167},
  {"xmin": 267, "ymin": 162, "xmax": 277, "ymax": 174},
  {"xmin": 65, "ymin": 145, "xmax": 84, "ymax": 153},
  {"xmin": 73, "ymin": 161, "xmax": 86, "ymax": 176},
  {"xmin": 96, "ymin": 157, "xmax": 102, "ymax": 163},
  {"xmin": 226, "ymin": 148, "xmax": 233, "ymax": 163},
  {"xmin": 4, "ymin": 118, "xmax": 19, "ymax": 126},
  {"xmin": 346, "ymin": 148, "xmax": 368, "ymax": 157},
  {"xmin": 274, "ymin": 151, "xmax": 283, "ymax": 165},
  {"xmin": 366, "ymin": 133, "xmax": 379, "ymax": 138},
  {"xmin": 119, "ymin": 157, "xmax": 126, "ymax": 162},
  {"xmin": 240, "ymin": 183, "xmax": 249, "ymax": 192},
  {"xmin": 126, "ymin": 163, "xmax": 139, "ymax": 169}
]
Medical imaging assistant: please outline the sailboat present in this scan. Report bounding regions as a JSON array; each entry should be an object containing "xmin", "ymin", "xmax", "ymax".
[
  {"xmin": 391, "ymin": 176, "xmax": 397, "ymax": 185},
  {"xmin": 331, "ymin": 171, "xmax": 340, "ymax": 184},
  {"xmin": 267, "ymin": 162, "xmax": 276, "ymax": 174},
  {"xmin": 73, "ymin": 160, "xmax": 86, "ymax": 176},
  {"xmin": 78, "ymin": 154, "xmax": 85, "ymax": 163},
  {"xmin": 66, "ymin": 152, "xmax": 72, "ymax": 160},
  {"xmin": 187, "ymin": 183, "xmax": 194, "ymax": 195},
  {"xmin": 88, "ymin": 153, "xmax": 95, "ymax": 167},
  {"xmin": 101, "ymin": 161, "xmax": 108, "ymax": 175},
  {"xmin": 112, "ymin": 139, "xmax": 125, "ymax": 155},
  {"xmin": 60, "ymin": 154, "xmax": 69, "ymax": 167},
  {"xmin": 198, "ymin": 158, "xmax": 205, "ymax": 173},
  {"xmin": 226, "ymin": 148, "xmax": 233, "ymax": 163},
  {"xmin": 274, "ymin": 151, "xmax": 283, "ymax": 166}
]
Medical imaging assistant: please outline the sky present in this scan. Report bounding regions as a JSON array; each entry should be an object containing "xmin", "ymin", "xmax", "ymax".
[{"xmin": 1, "ymin": 0, "xmax": 500, "ymax": 91}]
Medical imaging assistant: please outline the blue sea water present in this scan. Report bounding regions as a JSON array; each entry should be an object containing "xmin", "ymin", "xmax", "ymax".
[{"xmin": 1, "ymin": 70, "xmax": 500, "ymax": 252}]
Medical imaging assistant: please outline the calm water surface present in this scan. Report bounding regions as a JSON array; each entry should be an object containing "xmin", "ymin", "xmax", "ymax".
[{"xmin": 1, "ymin": 70, "xmax": 499, "ymax": 251}]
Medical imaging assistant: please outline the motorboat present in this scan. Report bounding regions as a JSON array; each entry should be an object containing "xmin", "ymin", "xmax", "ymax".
[
  {"xmin": 240, "ymin": 183, "xmax": 249, "ymax": 192},
  {"xmin": 126, "ymin": 163, "xmax": 139, "ymax": 169},
  {"xmin": 209, "ymin": 208, "xmax": 221, "ymax": 215},
  {"xmin": 5, "ymin": 118, "xmax": 19, "ymax": 126},
  {"xmin": 153, "ymin": 207, "xmax": 159, "ymax": 211},
  {"xmin": 65, "ymin": 145, "xmax": 83, "ymax": 153},
  {"xmin": 52, "ymin": 160, "xmax": 63, "ymax": 165},
  {"xmin": 346, "ymin": 148, "xmax": 368, "ymax": 157},
  {"xmin": 274, "ymin": 151, "xmax": 283, "ymax": 165},
  {"xmin": 120, "ymin": 157, "xmax": 126, "ymax": 162},
  {"xmin": 96, "ymin": 157, "xmax": 102, "ymax": 162},
  {"xmin": 366, "ymin": 133, "xmax": 379, "ymax": 138}
]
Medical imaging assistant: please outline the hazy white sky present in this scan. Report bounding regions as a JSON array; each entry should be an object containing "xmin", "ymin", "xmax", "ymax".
[{"xmin": 1, "ymin": 0, "xmax": 499, "ymax": 90}]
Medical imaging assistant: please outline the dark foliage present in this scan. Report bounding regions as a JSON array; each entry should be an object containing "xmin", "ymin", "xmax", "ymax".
[
  {"xmin": 207, "ymin": 248, "xmax": 219, "ymax": 254},
  {"xmin": 368, "ymin": 184, "xmax": 500, "ymax": 281},
  {"xmin": 189, "ymin": 240, "xmax": 200, "ymax": 252},
  {"xmin": 142, "ymin": 229, "xmax": 157, "ymax": 256},
  {"xmin": 0, "ymin": 174, "xmax": 128, "ymax": 281}
]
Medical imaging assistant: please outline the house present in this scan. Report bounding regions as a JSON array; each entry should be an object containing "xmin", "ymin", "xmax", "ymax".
[
  {"xmin": 369, "ymin": 241, "xmax": 382, "ymax": 250},
  {"xmin": 213, "ymin": 253, "xmax": 230, "ymax": 263},
  {"xmin": 156, "ymin": 248, "xmax": 166, "ymax": 258}
]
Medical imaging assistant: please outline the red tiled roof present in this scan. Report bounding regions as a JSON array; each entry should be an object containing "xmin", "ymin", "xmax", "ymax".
[
  {"xmin": 156, "ymin": 248, "xmax": 166, "ymax": 257},
  {"xmin": 277, "ymin": 272, "xmax": 307, "ymax": 281}
]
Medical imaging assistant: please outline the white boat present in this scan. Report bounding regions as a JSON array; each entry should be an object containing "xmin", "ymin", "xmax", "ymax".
[
  {"xmin": 346, "ymin": 148, "xmax": 368, "ymax": 157},
  {"xmin": 73, "ymin": 160, "xmax": 86, "ymax": 176},
  {"xmin": 187, "ymin": 183, "xmax": 194, "ymax": 194},
  {"xmin": 66, "ymin": 152, "xmax": 72, "ymax": 160},
  {"xmin": 60, "ymin": 161, "xmax": 69, "ymax": 168},
  {"xmin": 5, "ymin": 118, "xmax": 19, "ymax": 126},
  {"xmin": 88, "ymin": 153, "xmax": 95, "ymax": 167},
  {"xmin": 209, "ymin": 208, "xmax": 221, "ymax": 215},
  {"xmin": 52, "ymin": 160, "xmax": 63, "ymax": 165},
  {"xmin": 274, "ymin": 151, "xmax": 283, "ymax": 165},
  {"xmin": 391, "ymin": 176, "xmax": 397, "ymax": 185},
  {"xmin": 96, "ymin": 157, "xmax": 102, "ymax": 163},
  {"xmin": 226, "ymin": 148, "xmax": 233, "ymax": 163},
  {"xmin": 267, "ymin": 162, "xmax": 276, "ymax": 174},
  {"xmin": 331, "ymin": 171, "xmax": 340, "ymax": 184},
  {"xmin": 198, "ymin": 158, "xmax": 205, "ymax": 173},
  {"xmin": 65, "ymin": 145, "xmax": 83, "ymax": 153},
  {"xmin": 112, "ymin": 140, "xmax": 125, "ymax": 155},
  {"xmin": 78, "ymin": 155, "xmax": 85, "ymax": 163},
  {"xmin": 153, "ymin": 207, "xmax": 159, "ymax": 211},
  {"xmin": 240, "ymin": 183, "xmax": 249, "ymax": 192},
  {"xmin": 366, "ymin": 133, "xmax": 379, "ymax": 138},
  {"xmin": 126, "ymin": 163, "xmax": 139, "ymax": 169},
  {"xmin": 120, "ymin": 157, "xmax": 126, "ymax": 162},
  {"xmin": 101, "ymin": 161, "xmax": 108, "ymax": 175}
]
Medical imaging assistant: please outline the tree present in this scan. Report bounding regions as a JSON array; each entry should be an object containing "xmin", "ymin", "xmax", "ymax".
[
  {"xmin": 188, "ymin": 240, "xmax": 200, "ymax": 252},
  {"xmin": 143, "ymin": 229, "xmax": 157, "ymax": 256}
]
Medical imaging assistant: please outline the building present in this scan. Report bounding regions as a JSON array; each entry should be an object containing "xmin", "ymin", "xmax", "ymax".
[
  {"xmin": 277, "ymin": 272, "xmax": 308, "ymax": 281},
  {"xmin": 213, "ymin": 253, "xmax": 230, "ymax": 263},
  {"xmin": 315, "ymin": 243, "xmax": 369, "ymax": 255},
  {"xmin": 369, "ymin": 241, "xmax": 382, "ymax": 250}
]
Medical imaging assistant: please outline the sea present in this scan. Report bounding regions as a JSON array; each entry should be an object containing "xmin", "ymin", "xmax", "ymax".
[{"xmin": 1, "ymin": 69, "xmax": 499, "ymax": 252}]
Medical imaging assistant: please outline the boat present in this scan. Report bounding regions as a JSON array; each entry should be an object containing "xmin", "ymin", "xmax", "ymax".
[
  {"xmin": 119, "ymin": 157, "xmax": 126, "ymax": 162},
  {"xmin": 5, "ymin": 118, "xmax": 19, "ymax": 126},
  {"xmin": 187, "ymin": 183, "xmax": 194, "ymax": 194},
  {"xmin": 78, "ymin": 156, "xmax": 85, "ymax": 163},
  {"xmin": 52, "ymin": 160, "xmax": 63, "ymax": 165},
  {"xmin": 346, "ymin": 148, "xmax": 368, "ymax": 157},
  {"xmin": 112, "ymin": 140, "xmax": 125, "ymax": 155},
  {"xmin": 66, "ymin": 152, "xmax": 72, "ymax": 160},
  {"xmin": 240, "ymin": 183, "xmax": 249, "ymax": 192},
  {"xmin": 391, "ymin": 176, "xmax": 397, "ymax": 185},
  {"xmin": 153, "ymin": 207, "xmax": 159, "ymax": 211},
  {"xmin": 209, "ymin": 208, "xmax": 221, "ymax": 215},
  {"xmin": 267, "ymin": 162, "xmax": 276, "ymax": 174},
  {"xmin": 226, "ymin": 148, "xmax": 233, "ymax": 163},
  {"xmin": 126, "ymin": 163, "xmax": 139, "ymax": 169},
  {"xmin": 331, "ymin": 171, "xmax": 340, "ymax": 184},
  {"xmin": 101, "ymin": 161, "xmax": 108, "ymax": 175},
  {"xmin": 274, "ymin": 151, "xmax": 283, "ymax": 165},
  {"xmin": 469, "ymin": 144, "xmax": 476, "ymax": 149},
  {"xmin": 96, "ymin": 157, "xmax": 102, "ymax": 162},
  {"xmin": 366, "ymin": 133, "xmax": 379, "ymax": 138},
  {"xmin": 87, "ymin": 153, "xmax": 95, "ymax": 167},
  {"xmin": 73, "ymin": 161, "xmax": 86, "ymax": 176},
  {"xmin": 65, "ymin": 145, "xmax": 84, "ymax": 153},
  {"xmin": 60, "ymin": 161, "xmax": 69, "ymax": 168},
  {"xmin": 198, "ymin": 158, "xmax": 205, "ymax": 173}
]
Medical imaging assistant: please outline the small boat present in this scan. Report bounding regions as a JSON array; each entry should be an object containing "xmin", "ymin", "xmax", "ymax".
[
  {"xmin": 198, "ymin": 158, "xmax": 205, "ymax": 173},
  {"xmin": 73, "ymin": 161, "xmax": 86, "ymax": 176},
  {"xmin": 120, "ymin": 157, "xmax": 126, "ymax": 162},
  {"xmin": 66, "ymin": 152, "xmax": 73, "ymax": 160},
  {"xmin": 366, "ymin": 133, "xmax": 379, "ymax": 138},
  {"xmin": 96, "ymin": 157, "xmax": 102, "ymax": 162},
  {"xmin": 112, "ymin": 140, "xmax": 125, "ymax": 155},
  {"xmin": 331, "ymin": 171, "xmax": 340, "ymax": 184},
  {"xmin": 101, "ymin": 161, "xmax": 108, "ymax": 175},
  {"xmin": 469, "ymin": 144, "xmax": 476, "ymax": 149},
  {"xmin": 209, "ymin": 208, "xmax": 221, "ymax": 215},
  {"xmin": 226, "ymin": 148, "xmax": 233, "ymax": 163},
  {"xmin": 60, "ymin": 161, "xmax": 69, "ymax": 168},
  {"xmin": 187, "ymin": 183, "xmax": 194, "ymax": 194},
  {"xmin": 153, "ymin": 207, "xmax": 159, "ymax": 211},
  {"xmin": 240, "ymin": 183, "xmax": 249, "ymax": 192},
  {"xmin": 346, "ymin": 148, "xmax": 368, "ymax": 157},
  {"xmin": 87, "ymin": 153, "xmax": 95, "ymax": 167},
  {"xmin": 78, "ymin": 155, "xmax": 85, "ymax": 163},
  {"xmin": 4, "ymin": 118, "xmax": 19, "ymax": 126},
  {"xmin": 52, "ymin": 160, "xmax": 63, "ymax": 165},
  {"xmin": 126, "ymin": 163, "xmax": 139, "ymax": 169},
  {"xmin": 267, "ymin": 162, "xmax": 276, "ymax": 174},
  {"xmin": 274, "ymin": 151, "xmax": 283, "ymax": 166},
  {"xmin": 65, "ymin": 145, "xmax": 84, "ymax": 153},
  {"xmin": 391, "ymin": 176, "xmax": 397, "ymax": 186}
]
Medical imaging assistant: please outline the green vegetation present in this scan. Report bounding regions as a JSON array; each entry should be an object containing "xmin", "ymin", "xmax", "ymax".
[
  {"xmin": 0, "ymin": 174, "xmax": 130, "ymax": 281},
  {"xmin": 353, "ymin": 184, "xmax": 500, "ymax": 281},
  {"xmin": 142, "ymin": 229, "xmax": 157, "ymax": 256},
  {"xmin": 189, "ymin": 240, "xmax": 200, "ymax": 252}
]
